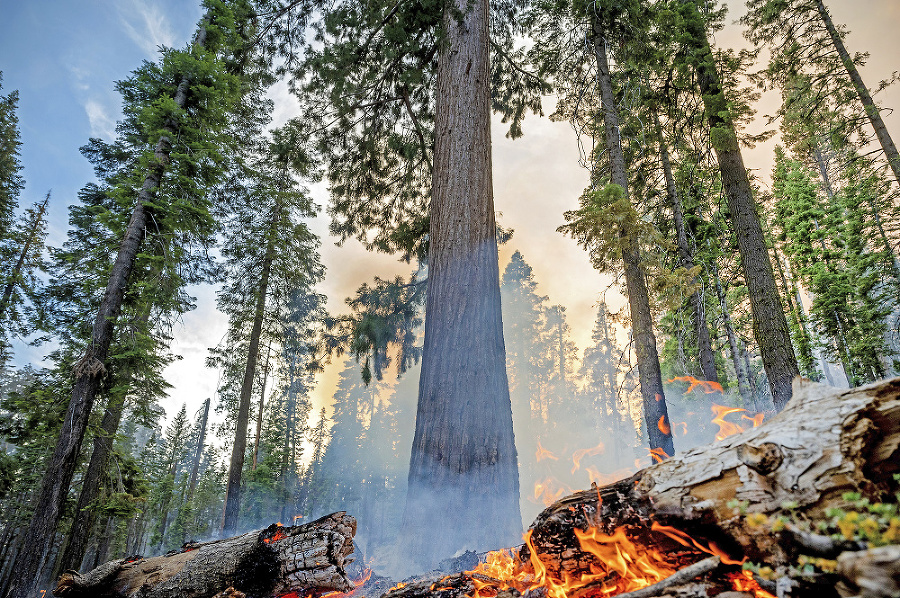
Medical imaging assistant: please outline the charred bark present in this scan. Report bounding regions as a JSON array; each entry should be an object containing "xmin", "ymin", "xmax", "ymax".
[
  {"xmin": 525, "ymin": 377, "xmax": 900, "ymax": 574},
  {"xmin": 594, "ymin": 37, "xmax": 673, "ymax": 458},
  {"xmin": 54, "ymin": 513, "xmax": 357, "ymax": 598},
  {"xmin": 401, "ymin": 0, "xmax": 521, "ymax": 568}
]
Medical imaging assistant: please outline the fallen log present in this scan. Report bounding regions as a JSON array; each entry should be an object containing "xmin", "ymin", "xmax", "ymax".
[
  {"xmin": 523, "ymin": 377, "xmax": 900, "ymax": 578},
  {"xmin": 54, "ymin": 512, "xmax": 357, "ymax": 598}
]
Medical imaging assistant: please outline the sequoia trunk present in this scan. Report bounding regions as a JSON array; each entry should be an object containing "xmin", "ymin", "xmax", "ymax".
[{"xmin": 401, "ymin": 0, "xmax": 521, "ymax": 569}]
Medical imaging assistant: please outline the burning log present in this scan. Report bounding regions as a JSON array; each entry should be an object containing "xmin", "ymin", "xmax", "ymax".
[
  {"xmin": 525, "ymin": 377, "xmax": 900, "ymax": 575},
  {"xmin": 54, "ymin": 512, "xmax": 356, "ymax": 598},
  {"xmin": 378, "ymin": 378, "xmax": 899, "ymax": 598}
]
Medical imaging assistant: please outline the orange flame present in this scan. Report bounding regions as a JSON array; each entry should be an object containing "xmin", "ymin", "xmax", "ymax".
[
  {"xmin": 668, "ymin": 375, "xmax": 724, "ymax": 394},
  {"xmin": 533, "ymin": 478, "xmax": 570, "ymax": 506},
  {"xmin": 536, "ymin": 441, "xmax": 560, "ymax": 462},
  {"xmin": 711, "ymin": 405, "xmax": 765, "ymax": 441},
  {"xmin": 650, "ymin": 522, "xmax": 743, "ymax": 566},
  {"xmin": 319, "ymin": 568, "xmax": 374, "ymax": 598},
  {"xmin": 264, "ymin": 523, "xmax": 288, "ymax": 544},
  {"xmin": 571, "ymin": 442, "xmax": 605, "ymax": 474},
  {"xmin": 648, "ymin": 448, "xmax": 669, "ymax": 463},
  {"xmin": 728, "ymin": 570, "xmax": 776, "ymax": 598},
  {"xmin": 657, "ymin": 416, "xmax": 670, "ymax": 436}
]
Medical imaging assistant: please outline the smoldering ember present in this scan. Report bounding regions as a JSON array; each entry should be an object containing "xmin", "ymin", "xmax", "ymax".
[{"xmin": 1, "ymin": 1, "xmax": 900, "ymax": 598}]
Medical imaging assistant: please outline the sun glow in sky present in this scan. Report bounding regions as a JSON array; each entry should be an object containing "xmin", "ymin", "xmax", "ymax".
[{"xmin": 1, "ymin": 0, "xmax": 898, "ymax": 433}]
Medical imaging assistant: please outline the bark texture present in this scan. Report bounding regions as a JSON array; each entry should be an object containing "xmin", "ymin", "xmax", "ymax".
[
  {"xmin": 594, "ymin": 37, "xmax": 674, "ymax": 458},
  {"xmin": 401, "ymin": 0, "xmax": 521, "ymax": 568},
  {"xmin": 525, "ymin": 377, "xmax": 900, "ymax": 575},
  {"xmin": 55, "ymin": 390, "xmax": 128, "ymax": 575},
  {"xmin": 814, "ymin": 0, "xmax": 900, "ymax": 189},
  {"xmin": 54, "ymin": 512, "xmax": 357, "ymax": 598},
  {"xmin": 685, "ymin": 3, "xmax": 799, "ymax": 410}
]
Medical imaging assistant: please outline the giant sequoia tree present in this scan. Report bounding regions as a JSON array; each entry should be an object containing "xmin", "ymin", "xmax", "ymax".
[{"xmin": 400, "ymin": 0, "xmax": 522, "ymax": 565}]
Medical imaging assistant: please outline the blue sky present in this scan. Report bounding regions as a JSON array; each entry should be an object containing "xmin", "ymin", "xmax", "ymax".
[{"xmin": 2, "ymin": 0, "xmax": 899, "ymax": 431}]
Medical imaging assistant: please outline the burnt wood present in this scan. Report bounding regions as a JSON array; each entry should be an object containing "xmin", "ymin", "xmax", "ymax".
[{"xmin": 53, "ymin": 512, "xmax": 356, "ymax": 598}]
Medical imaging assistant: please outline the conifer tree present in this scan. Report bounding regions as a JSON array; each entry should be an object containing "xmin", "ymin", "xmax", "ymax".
[
  {"xmin": 218, "ymin": 121, "xmax": 325, "ymax": 535},
  {"xmin": 743, "ymin": 0, "xmax": 900, "ymax": 188},
  {"xmin": 0, "ymin": 73, "xmax": 22, "ymax": 246},
  {"xmin": 669, "ymin": 0, "xmax": 799, "ymax": 409},
  {"xmin": 3, "ymin": 4, "xmax": 251, "ymax": 594}
]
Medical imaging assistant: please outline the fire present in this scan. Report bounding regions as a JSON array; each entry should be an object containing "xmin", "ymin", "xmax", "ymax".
[
  {"xmin": 728, "ymin": 570, "xmax": 776, "ymax": 598},
  {"xmin": 534, "ymin": 478, "xmax": 571, "ymax": 506},
  {"xmin": 667, "ymin": 376, "xmax": 723, "ymax": 394},
  {"xmin": 319, "ymin": 568, "xmax": 374, "ymax": 598},
  {"xmin": 711, "ymin": 405, "xmax": 765, "ymax": 441},
  {"xmin": 647, "ymin": 448, "xmax": 669, "ymax": 464},
  {"xmin": 468, "ymin": 523, "xmax": 722, "ymax": 598},
  {"xmin": 264, "ymin": 523, "xmax": 288, "ymax": 544},
  {"xmin": 571, "ymin": 442, "xmax": 605, "ymax": 474},
  {"xmin": 657, "ymin": 416, "xmax": 670, "ymax": 436},
  {"xmin": 650, "ymin": 522, "xmax": 742, "ymax": 566},
  {"xmin": 536, "ymin": 441, "xmax": 560, "ymax": 462}
]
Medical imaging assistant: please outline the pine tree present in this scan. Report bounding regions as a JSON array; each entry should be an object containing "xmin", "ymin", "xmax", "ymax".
[
  {"xmin": 0, "ymin": 73, "xmax": 23, "ymax": 246},
  {"xmin": 670, "ymin": 0, "xmax": 799, "ymax": 410},
  {"xmin": 3, "ymin": 4, "xmax": 250, "ymax": 594},
  {"xmin": 743, "ymin": 0, "xmax": 900, "ymax": 188},
  {"xmin": 219, "ymin": 120, "xmax": 325, "ymax": 535}
]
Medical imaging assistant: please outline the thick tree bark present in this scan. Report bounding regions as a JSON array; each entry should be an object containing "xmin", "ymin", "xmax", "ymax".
[
  {"xmin": 54, "ymin": 512, "xmax": 357, "ymax": 598},
  {"xmin": 222, "ymin": 238, "xmax": 276, "ymax": 536},
  {"xmin": 525, "ymin": 377, "xmax": 900, "ymax": 576},
  {"xmin": 594, "ymin": 37, "xmax": 674, "ymax": 458},
  {"xmin": 653, "ymin": 111, "xmax": 718, "ymax": 386},
  {"xmin": 0, "ymin": 192, "xmax": 47, "ymax": 323},
  {"xmin": 684, "ymin": 2, "xmax": 799, "ymax": 410},
  {"xmin": 814, "ymin": 0, "xmax": 900, "ymax": 188},
  {"xmin": 401, "ymin": 0, "xmax": 521, "ymax": 569},
  {"xmin": 3, "ymin": 23, "xmax": 211, "ymax": 598}
]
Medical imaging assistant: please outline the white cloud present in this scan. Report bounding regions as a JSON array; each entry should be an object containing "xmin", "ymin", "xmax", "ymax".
[
  {"xmin": 117, "ymin": 0, "xmax": 176, "ymax": 57},
  {"xmin": 84, "ymin": 98, "xmax": 118, "ymax": 140}
]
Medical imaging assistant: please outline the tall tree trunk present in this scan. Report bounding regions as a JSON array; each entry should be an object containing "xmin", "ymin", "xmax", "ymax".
[
  {"xmin": 711, "ymin": 265, "xmax": 753, "ymax": 404},
  {"xmin": 222, "ymin": 237, "xmax": 276, "ymax": 536},
  {"xmin": 252, "ymin": 344, "xmax": 272, "ymax": 471},
  {"xmin": 54, "ymin": 388, "xmax": 127, "ymax": 576},
  {"xmin": 2, "ymin": 21, "xmax": 211, "ymax": 598},
  {"xmin": 401, "ymin": 0, "xmax": 521, "ymax": 569},
  {"xmin": 653, "ymin": 111, "xmax": 717, "ymax": 385},
  {"xmin": 684, "ymin": 1, "xmax": 799, "ymax": 410},
  {"xmin": 594, "ymin": 36, "xmax": 674, "ymax": 458},
  {"xmin": 186, "ymin": 398, "xmax": 211, "ymax": 505},
  {"xmin": 0, "ymin": 192, "xmax": 48, "ymax": 323},
  {"xmin": 814, "ymin": 0, "xmax": 900, "ymax": 187}
]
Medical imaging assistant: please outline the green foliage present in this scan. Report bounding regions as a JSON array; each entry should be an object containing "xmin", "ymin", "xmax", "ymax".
[{"xmin": 0, "ymin": 72, "xmax": 23, "ymax": 243}]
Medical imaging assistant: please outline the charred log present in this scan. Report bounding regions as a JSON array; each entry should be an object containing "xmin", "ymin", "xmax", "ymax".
[
  {"xmin": 524, "ymin": 378, "xmax": 900, "ymax": 575},
  {"xmin": 53, "ymin": 512, "xmax": 356, "ymax": 598}
]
